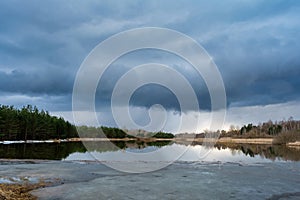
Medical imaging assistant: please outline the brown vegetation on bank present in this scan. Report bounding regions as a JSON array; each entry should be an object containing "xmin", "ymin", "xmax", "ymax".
[
  {"xmin": 0, "ymin": 182, "xmax": 48, "ymax": 200},
  {"xmin": 273, "ymin": 130, "xmax": 300, "ymax": 145}
]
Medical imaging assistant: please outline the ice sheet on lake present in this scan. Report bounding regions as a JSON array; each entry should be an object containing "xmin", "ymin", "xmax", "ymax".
[{"xmin": 0, "ymin": 160, "xmax": 299, "ymax": 199}]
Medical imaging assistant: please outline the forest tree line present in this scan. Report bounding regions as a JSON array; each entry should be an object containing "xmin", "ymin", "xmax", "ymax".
[
  {"xmin": 219, "ymin": 117, "xmax": 300, "ymax": 138},
  {"xmin": 0, "ymin": 105, "xmax": 174, "ymax": 141},
  {"xmin": 1, "ymin": 105, "xmax": 299, "ymax": 142},
  {"xmin": 76, "ymin": 126, "xmax": 174, "ymax": 138},
  {"xmin": 0, "ymin": 105, "xmax": 78, "ymax": 140}
]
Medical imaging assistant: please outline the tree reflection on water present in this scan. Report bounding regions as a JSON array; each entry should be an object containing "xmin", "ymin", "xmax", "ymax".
[{"xmin": 0, "ymin": 141, "xmax": 300, "ymax": 161}]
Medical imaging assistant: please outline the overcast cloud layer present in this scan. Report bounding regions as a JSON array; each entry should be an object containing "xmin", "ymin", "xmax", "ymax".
[{"xmin": 1, "ymin": 0, "xmax": 300, "ymax": 130}]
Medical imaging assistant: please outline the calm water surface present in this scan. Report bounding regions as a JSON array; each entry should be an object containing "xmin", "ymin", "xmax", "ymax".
[
  {"xmin": 1, "ymin": 141, "xmax": 300, "ymax": 162},
  {"xmin": 1, "ymin": 141, "xmax": 300, "ymax": 199}
]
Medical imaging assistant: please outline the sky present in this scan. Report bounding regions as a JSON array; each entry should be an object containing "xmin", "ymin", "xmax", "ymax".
[{"xmin": 0, "ymin": 0, "xmax": 300, "ymax": 132}]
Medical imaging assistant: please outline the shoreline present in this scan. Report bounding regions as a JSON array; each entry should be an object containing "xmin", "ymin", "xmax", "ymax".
[{"xmin": 1, "ymin": 137, "xmax": 299, "ymax": 146}]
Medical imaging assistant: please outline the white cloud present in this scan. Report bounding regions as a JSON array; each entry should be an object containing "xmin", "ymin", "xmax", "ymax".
[
  {"xmin": 224, "ymin": 101, "xmax": 300, "ymax": 129},
  {"xmin": 53, "ymin": 100, "xmax": 300, "ymax": 133}
]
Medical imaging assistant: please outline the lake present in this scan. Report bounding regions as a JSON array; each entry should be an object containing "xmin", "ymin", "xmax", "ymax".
[
  {"xmin": 1, "ymin": 141, "xmax": 300, "ymax": 199},
  {"xmin": 1, "ymin": 141, "xmax": 300, "ymax": 162}
]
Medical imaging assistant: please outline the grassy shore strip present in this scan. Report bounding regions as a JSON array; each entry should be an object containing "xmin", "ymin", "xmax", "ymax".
[
  {"xmin": 176, "ymin": 137, "xmax": 274, "ymax": 144},
  {"xmin": 0, "ymin": 182, "xmax": 48, "ymax": 200},
  {"xmin": 68, "ymin": 138, "xmax": 174, "ymax": 142},
  {"xmin": 67, "ymin": 138, "xmax": 136, "ymax": 142},
  {"xmin": 217, "ymin": 137, "xmax": 274, "ymax": 145},
  {"xmin": 287, "ymin": 141, "xmax": 300, "ymax": 146},
  {"xmin": 69, "ymin": 137, "xmax": 275, "ymax": 144}
]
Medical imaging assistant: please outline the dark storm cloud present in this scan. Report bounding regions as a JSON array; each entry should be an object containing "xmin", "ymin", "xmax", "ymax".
[
  {"xmin": 224, "ymin": 65, "xmax": 300, "ymax": 107},
  {"xmin": 0, "ymin": 68, "xmax": 73, "ymax": 95},
  {"xmin": 0, "ymin": 0, "xmax": 300, "ymax": 113},
  {"xmin": 205, "ymin": 12, "xmax": 300, "ymax": 108}
]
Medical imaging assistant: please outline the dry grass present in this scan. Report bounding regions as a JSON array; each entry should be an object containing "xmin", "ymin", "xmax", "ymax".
[
  {"xmin": 273, "ymin": 130, "xmax": 300, "ymax": 145},
  {"xmin": 0, "ymin": 182, "xmax": 47, "ymax": 200}
]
